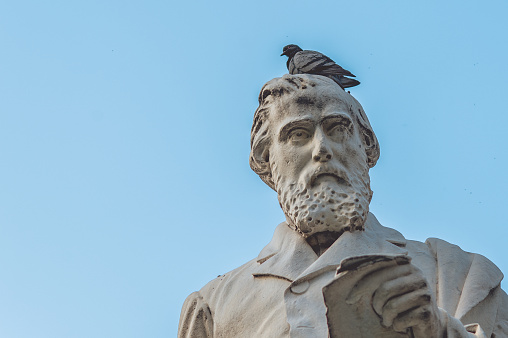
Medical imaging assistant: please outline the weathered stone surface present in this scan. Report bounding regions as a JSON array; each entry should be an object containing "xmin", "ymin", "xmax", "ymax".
[{"xmin": 178, "ymin": 74, "xmax": 508, "ymax": 337}]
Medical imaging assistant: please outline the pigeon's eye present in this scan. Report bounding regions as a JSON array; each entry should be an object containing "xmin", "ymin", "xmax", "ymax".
[{"xmin": 288, "ymin": 128, "xmax": 311, "ymax": 144}]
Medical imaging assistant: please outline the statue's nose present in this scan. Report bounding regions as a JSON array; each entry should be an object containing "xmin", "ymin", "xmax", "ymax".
[{"xmin": 312, "ymin": 133, "xmax": 333, "ymax": 162}]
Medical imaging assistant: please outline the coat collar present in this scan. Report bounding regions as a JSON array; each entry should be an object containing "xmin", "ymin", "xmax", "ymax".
[{"xmin": 253, "ymin": 213, "xmax": 407, "ymax": 283}]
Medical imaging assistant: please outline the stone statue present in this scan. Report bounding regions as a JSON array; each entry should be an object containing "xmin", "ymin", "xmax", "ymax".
[{"xmin": 178, "ymin": 74, "xmax": 508, "ymax": 337}]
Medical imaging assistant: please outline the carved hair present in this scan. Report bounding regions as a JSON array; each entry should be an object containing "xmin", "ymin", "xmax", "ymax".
[{"xmin": 249, "ymin": 74, "xmax": 380, "ymax": 191}]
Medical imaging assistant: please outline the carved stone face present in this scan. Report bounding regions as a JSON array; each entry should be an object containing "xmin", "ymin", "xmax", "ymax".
[{"xmin": 267, "ymin": 84, "xmax": 373, "ymax": 237}]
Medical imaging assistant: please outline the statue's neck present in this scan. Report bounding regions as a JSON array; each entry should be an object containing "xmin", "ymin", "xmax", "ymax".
[{"xmin": 306, "ymin": 231, "xmax": 341, "ymax": 256}]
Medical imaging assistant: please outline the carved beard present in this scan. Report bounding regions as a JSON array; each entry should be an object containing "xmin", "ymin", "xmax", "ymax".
[{"xmin": 273, "ymin": 166, "xmax": 373, "ymax": 238}]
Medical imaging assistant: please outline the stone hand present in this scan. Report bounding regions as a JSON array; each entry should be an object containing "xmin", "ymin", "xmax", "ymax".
[{"xmin": 349, "ymin": 262, "xmax": 443, "ymax": 337}]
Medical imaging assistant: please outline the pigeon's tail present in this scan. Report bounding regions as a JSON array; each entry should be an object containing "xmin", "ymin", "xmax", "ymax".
[
  {"xmin": 330, "ymin": 75, "xmax": 360, "ymax": 90},
  {"xmin": 340, "ymin": 77, "xmax": 360, "ymax": 88}
]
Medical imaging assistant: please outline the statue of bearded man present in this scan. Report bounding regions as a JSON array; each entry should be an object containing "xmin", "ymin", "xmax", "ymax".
[{"xmin": 178, "ymin": 74, "xmax": 508, "ymax": 338}]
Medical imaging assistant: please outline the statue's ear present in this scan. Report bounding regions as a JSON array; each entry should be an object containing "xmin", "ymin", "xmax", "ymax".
[
  {"xmin": 361, "ymin": 127, "xmax": 380, "ymax": 168},
  {"xmin": 353, "ymin": 106, "xmax": 380, "ymax": 168},
  {"xmin": 249, "ymin": 139, "xmax": 276, "ymax": 191}
]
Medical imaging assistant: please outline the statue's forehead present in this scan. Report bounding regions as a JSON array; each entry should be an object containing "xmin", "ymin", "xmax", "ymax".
[{"xmin": 270, "ymin": 89, "xmax": 351, "ymax": 121}]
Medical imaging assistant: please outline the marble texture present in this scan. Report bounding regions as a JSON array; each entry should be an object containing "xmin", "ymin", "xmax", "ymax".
[{"xmin": 178, "ymin": 75, "xmax": 507, "ymax": 337}]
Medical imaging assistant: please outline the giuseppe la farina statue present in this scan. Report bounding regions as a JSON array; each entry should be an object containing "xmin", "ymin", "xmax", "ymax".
[{"xmin": 178, "ymin": 46, "xmax": 508, "ymax": 337}]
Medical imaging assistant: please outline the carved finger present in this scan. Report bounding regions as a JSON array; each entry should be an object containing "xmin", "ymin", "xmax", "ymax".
[
  {"xmin": 392, "ymin": 305, "xmax": 434, "ymax": 334},
  {"xmin": 380, "ymin": 289, "xmax": 431, "ymax": 328},
  {"xmin": 347, "ymin": 263, "xmax": 413, "ymax": 305},
  {"xmin": 372, "ymin": 272, "xmax": 427, "ymax": 316}
]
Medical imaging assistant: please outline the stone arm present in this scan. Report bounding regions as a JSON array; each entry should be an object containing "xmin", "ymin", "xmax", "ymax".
[
  {"xmin": 384, "ymin": 278, "xmax": 508, "ymax": 337},
  {"xmin": 423, "ymin": 238, "xmax": 508, "ymax": 337},
  {"xmin": 380, "ymin": 300, "xmax": 508, "ymax": 338},
  {"xmin": 392, "ymin": 269, "xmax": 508, "ymax": 337},
  {"xmin": 492, "ymin": 288, "xmax": 508, "ymax": 337},
  {"xmin": 176, "ymin": 288, "xmax": 508, "ymax": 337},
  {"xmin": 176, "ymin": 266, "xmax": 508, "ymax": 337},
  {"xmin": 328, "ymin": 253, "xmax": 508, "ymax": 338},
  {"xmin": 438, "ymin": 286, "xmax": 508, "ymax": 337},
  {"xmin": 456, "ymin": 286, "xmax": 508, "ymax": 338},
  {"xmin": 176, "ymin": 291, "xmax": 507, "ymax": 338},
  {"xmin": 178, "ymin": 291, "xmax": 213, "ymax": 338},
  {"xmin": 440, "ymin": 308, "xmax": 488, "ymax": 337}
]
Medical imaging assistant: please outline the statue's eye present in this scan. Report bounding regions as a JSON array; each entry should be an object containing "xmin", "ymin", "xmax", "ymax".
[
  {"xmin": 327, "ymin": 120, "xmax": 352, "ymax": 141},
  {"xmin": 288, "ymin": 128, "xmax": 311, "ymax": 143},
  {"xmin": 329, "ymin": 124, "xmax": 347, "ymax": 136}
]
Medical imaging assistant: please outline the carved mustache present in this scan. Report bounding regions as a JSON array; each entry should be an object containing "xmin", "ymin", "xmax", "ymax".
[{"xmin": 308, "ymin": 166, "xmax": 351, "ymax": 187}]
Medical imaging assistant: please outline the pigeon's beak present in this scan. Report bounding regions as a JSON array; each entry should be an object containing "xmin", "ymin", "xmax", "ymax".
[{"xmin": 280, "ymin": 51, "xmax": 287, "ymax": 56}]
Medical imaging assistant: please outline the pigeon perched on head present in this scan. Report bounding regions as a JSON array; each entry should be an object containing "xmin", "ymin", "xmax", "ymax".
[{"xmin": 281, "ymin": 44, "xmax": 360, "ymax": 90}]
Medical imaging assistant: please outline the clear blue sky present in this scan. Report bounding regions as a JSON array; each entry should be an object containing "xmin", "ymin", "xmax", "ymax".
[{"xmin": 1, "ymin": 1, "xmax": 507, "ymax": 337}]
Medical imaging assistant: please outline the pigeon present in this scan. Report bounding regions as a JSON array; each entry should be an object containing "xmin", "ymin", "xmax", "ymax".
[{"xmin": 281, "ymin": 44, "xmax": 360, "ymax": 90}]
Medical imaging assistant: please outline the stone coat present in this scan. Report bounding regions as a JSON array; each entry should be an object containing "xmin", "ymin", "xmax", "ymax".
[{"xmin": 178, "ymin": 214, "xmax": 508, "ymax": 337}]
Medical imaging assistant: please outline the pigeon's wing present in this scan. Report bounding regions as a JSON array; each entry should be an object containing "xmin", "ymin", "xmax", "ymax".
[
  {"xmin": 337, "ymin": 76, "xmax": 360, "ymax": 88},
  {"xmin": 292, "ymin": 50, "xmax": 355, "ymax": 77},
  {"xmin": 290, "ymin": 51, "xmax": 327, "ymax": 74},
  {"xmin": 327, "ymin": 75, "xmax": 360, "ymax": 90}
]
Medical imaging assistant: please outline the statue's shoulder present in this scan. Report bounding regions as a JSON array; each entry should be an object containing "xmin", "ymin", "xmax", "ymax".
[
  {"xmin": 179, "ymin": 258, "xmax": 260, "ymax": 337},
  {"xmin": 180, "ymin": 256, "xmax": 292, "ymax": 337},
  {"xmin": 405, "ymin": 236, "xmax": 504, "ymax": 287},
  {"xmin": 424, "ymin": 237, "xmax": 502, "ymax": 276},
  {"xmin": 197, "ymin": 257, "xmax": 260, "ymax": 304}
]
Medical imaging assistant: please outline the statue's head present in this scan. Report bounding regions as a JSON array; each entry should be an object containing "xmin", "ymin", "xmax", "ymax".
[{"xmin": 250, "ymin": 74, "xmax": 380, "ymax": 237}]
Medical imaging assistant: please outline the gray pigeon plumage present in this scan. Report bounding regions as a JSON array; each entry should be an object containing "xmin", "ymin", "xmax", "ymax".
[{"xmin": 281, "ymin": 44, "xmax": 360, "ymax": 90}]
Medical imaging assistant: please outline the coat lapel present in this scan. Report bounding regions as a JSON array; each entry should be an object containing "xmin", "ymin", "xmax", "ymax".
[
  {"xmin": 253, "ymin": 222, "xmax": 318, "ymax": 282},
  {"xmin": 294, "ymin": 215, "xmax": 408, "ymax": 283},
  {"xmin": 252, "ymin": 213, "xmax": 408, "ymax": 283}
]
